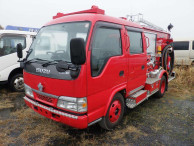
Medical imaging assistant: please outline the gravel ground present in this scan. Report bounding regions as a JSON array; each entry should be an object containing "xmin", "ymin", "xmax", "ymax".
[{"xmin": 0, "ymin": 82, "xmax": 193, "ymax": 146}]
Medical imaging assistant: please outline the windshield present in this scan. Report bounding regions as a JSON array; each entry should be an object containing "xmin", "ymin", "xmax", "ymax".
[{"xmin": 28, "ymin": 22, "xmax": 90, "ymax": 62}]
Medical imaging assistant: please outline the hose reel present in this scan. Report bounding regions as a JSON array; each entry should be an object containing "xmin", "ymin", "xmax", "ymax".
[{"xmin": 161, "ymin": 44, "xmax": 174, "ymax": 75}]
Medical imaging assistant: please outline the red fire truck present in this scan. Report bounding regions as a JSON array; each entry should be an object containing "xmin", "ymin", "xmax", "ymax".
[{"xmin": 17, "ymin": 6, "xmax": 175, "ymax": 130}]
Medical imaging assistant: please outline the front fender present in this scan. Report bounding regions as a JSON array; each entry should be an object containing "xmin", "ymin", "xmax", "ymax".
[
  {"xmin": 159, "ymin": 70, "xmax": 168, "ymax": 80},
  {"xmin": 158, "ymin": 70, "xmax": 168, "ymax": 90},
  {"xmin": 103, "ymin": 83, "xmax": 126, "ymax": 116}
]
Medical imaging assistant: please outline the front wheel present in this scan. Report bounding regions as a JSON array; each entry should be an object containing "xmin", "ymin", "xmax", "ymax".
[
  {"xmin": 99, "ymin": 93, "xmax": 125, "ymax": 130},
  {"xmin": 9, "ymin": 74, "xmax": 24, "ymax": 92},
  {"xmin": 155, "ymin": 75, "xmax": 167, "ymax": 98}
]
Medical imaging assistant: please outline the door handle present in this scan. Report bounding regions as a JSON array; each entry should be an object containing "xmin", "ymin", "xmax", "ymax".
[
  {"xmin": 119, "ymin": 70, "xmax": 124, "ymax": 76},
  {"xmin": 141, "ymin": 65, "xmax": 145, "ymax": 70}
]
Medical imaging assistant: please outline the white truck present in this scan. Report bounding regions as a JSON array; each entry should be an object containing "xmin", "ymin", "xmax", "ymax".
[
  {"xmin": 173, "ymin": 39, "xmax": 194, "ymax": 65},
  {"xmin": 0, "ymin": 30, "xmax": 36, "ymax": 91}
]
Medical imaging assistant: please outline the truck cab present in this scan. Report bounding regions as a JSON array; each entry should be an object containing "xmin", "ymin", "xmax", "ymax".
[
  {"xmin": 0, "ymin": 30, "xmax": 36, "ymax": 91},
  {"xmin": 21, "ymin": 6, "xmax": 175, "ymax": 129}
]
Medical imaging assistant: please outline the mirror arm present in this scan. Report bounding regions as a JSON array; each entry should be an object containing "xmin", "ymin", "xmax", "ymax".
[
  {"xmin": 69, "ymin": 64, "xmax": 80, "ymax": 71},
  {"xmin": 17, "ymin": 58, "xmax": 23, "ymax": 62}
]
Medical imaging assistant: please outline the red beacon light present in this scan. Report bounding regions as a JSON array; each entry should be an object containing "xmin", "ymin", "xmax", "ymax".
[{"xmin": 53, "ymin": 5, "xmax": 105, "ymax": 19}]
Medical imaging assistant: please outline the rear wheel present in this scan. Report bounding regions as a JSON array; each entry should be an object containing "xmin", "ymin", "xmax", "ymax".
[
  {"xmin": 155, "ymin": 75, "xmax": 167, "ymax": 98},
  {"xmin": 99, "ymin": 93, "xmax": 125, "ymax": 130},
  {"xmin": 9, "ymin": 74, "xmax": 24, "ymax": 92}
]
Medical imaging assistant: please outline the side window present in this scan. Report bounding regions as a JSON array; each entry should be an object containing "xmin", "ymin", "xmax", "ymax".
[
  {"xmin": 193, "ymin": 41, "xmax": 194, "ymax": 50},
  {"xmin": 91, "ymin": 27, "xmax": 122, "ymax": 77},
  {"xmin": 144, "ymin": 33, "xmax": 156, "ymax": 55},
  {"xmin": 0, "ymin": 36, "xmax": 26, "ymax": 57},
  {"xmin": 127, "ymin": 31, "xmax": 143, "ymax": 54},
  {"xmin": 173, "ymin": 41, "xmax": 189, "ymax": 50}
]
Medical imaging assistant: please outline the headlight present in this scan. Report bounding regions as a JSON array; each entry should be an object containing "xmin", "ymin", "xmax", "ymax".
[
  {"xmin": 24, "ymin": 84, "xmax": 34, "ymax": 98},
  {"xmin": 57, "ymin": 96, "xmax": 87, "ymax": 113}
]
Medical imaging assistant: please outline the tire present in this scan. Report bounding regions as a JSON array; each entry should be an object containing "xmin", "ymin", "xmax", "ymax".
[
  {"xmin": 9, "ymin": 73, "xmax": 24, "ymax": 92},
  {"xmin": 155, "ymin": 76, "xmax": 167, "ymax": 98},
  {"xmin": 99, "ymin": 93, "xmax": 125, "ymax": 130}
]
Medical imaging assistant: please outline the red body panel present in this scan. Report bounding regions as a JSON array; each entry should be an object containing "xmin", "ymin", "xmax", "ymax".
[
  {"xmin": 144, "ymin": 81, "xmax": 160, "ymax": 93},
  {"xmin": 24, "ymin": 69, "xmax": 87, "ymax": 98},
  {"xmin": 136, "ymin": 92, "xmax": 147, "ymax": 104}
]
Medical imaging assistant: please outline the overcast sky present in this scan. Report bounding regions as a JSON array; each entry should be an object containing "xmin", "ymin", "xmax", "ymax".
[{"xmin": 0, "ymin": 0, "xmax": 193, "ymax": 39}]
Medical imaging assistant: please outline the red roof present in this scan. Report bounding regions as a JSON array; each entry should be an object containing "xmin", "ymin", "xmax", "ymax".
[{"xmin": 45, "ymin": 6, "xmax": 142, "ymax": 29}]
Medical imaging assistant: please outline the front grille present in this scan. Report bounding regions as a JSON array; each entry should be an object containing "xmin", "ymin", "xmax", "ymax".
[{"xmin": 36, "ymin": 93, "xmax": 54, "ymax": 103}]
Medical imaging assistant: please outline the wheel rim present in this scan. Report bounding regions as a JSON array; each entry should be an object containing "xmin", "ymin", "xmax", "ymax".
[
  {"xmin": 109, "ymin": 100, "xmax": 121, "ymax": 123},
  {"xmin": 161, "ymin": 80, "xmax": 166, "ymax": 94},
  {"xmin": 14, "ymin": 77, "xmax": 24, "ymax": 91}
]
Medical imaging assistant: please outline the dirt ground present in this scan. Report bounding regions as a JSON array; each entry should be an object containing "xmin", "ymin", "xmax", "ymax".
[{"xmin": 0, "ymin": 72, "xmax": 193, "ymax": 145}]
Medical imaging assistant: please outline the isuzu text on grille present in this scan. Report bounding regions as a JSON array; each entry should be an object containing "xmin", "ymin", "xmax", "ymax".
[{"xmin": 36, "ymin": 68, "xmax": 50, "ymax": 74}]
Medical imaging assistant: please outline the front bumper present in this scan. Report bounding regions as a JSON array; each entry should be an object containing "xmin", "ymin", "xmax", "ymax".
[{"xmin": 24, "ymin": 96, "xmax": 88, "ymax": 129}]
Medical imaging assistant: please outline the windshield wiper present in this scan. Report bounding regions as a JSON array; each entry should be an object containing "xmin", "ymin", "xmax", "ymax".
[
  {"xmin": 25, "ymin": 58, "xmax": 47, "ymax": 64},
  {"xmin": 42, "ymin": 60, "xmax": 59, "ymax": 67}
]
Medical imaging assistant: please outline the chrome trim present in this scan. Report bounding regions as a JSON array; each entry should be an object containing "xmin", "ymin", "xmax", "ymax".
[
  {"xmin": 32, "ymin": 89, "xmax": 59, "ymax": 99},
  {"xmin": 59, "ymin": 96, "xmax": 77, "ymax": 102},
  {"xmin": 88, "ymin": 118, "xmax": 102, "ymax": 126},
  {"xmin": 146, "ymin": 77, "xmax": 160, "ymax": 84},
  {"xmin": 130, "ymin": 90, "xmax": 147, "ymax": 98},
  {"xmin": 129, "ymin": 85, "xmax": 144, "ymax": 95},
  {"xmin": 126, "ymin": 88, "xmax": 159, "ymax": 109},
  {"xmin": 24, "ymin": 96, "xmax": 78, "ymax": 119},
  {"xmin": 146, "ymin": 88, "xmax": 159, "ymax": 98}
]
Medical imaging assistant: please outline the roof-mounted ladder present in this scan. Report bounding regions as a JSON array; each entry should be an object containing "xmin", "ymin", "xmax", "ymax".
[{"xmin": 127, "ymin": 13, "xmax": 165, "ymax": 32}]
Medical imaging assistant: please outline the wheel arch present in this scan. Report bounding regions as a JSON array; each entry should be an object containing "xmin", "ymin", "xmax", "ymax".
[
  {"xmin": 159, "ymin": 70, "xmax": 168, "ymax": 91},
  {"xmin": 8, "ymin": 68, "xmax": 23, "ymax": 82},
  {"xmin": 103, "ymin": 85, "xmax": 126, "ymax": 116}
]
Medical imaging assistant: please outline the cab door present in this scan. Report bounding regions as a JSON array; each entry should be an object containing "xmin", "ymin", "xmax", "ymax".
[
  {"xmin": 126, "ymin": 27, "xmax": 147, "ymax": 95},
  {"xmin": 86, "ymin": 22, "xmax": 128, "ymax": 123}
]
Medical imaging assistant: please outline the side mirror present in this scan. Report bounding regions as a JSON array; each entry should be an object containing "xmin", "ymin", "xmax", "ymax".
[
  {"xmin": 70, "ymin": 38, "xmax": 86, "ymax": 65},
  {"xmin": 17, "ymin": 43, "xmax": 23, "ymax": 59}
]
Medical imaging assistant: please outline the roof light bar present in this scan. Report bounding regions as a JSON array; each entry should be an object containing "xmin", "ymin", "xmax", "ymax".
[{"xmin": 53, "ymin": 5, "xmax": 105, "ymax": 19}]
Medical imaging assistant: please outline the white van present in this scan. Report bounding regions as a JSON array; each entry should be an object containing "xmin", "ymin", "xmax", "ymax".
[
  {"xmin": 0, "ymin": 30, "xmax": 36, "ymax": 91},
  {"xmin": 173, "ymin": 39, "xmax": 194, "ymax": 65}
]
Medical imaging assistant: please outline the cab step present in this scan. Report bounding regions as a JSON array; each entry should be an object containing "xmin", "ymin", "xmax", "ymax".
[
  {"xmin": 146, "ymin": 77, "xmax": 160, "ymax": 84},
  {"xmin": 126, "ymin": 90, "xmax": 147, "ymax": 109}
]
